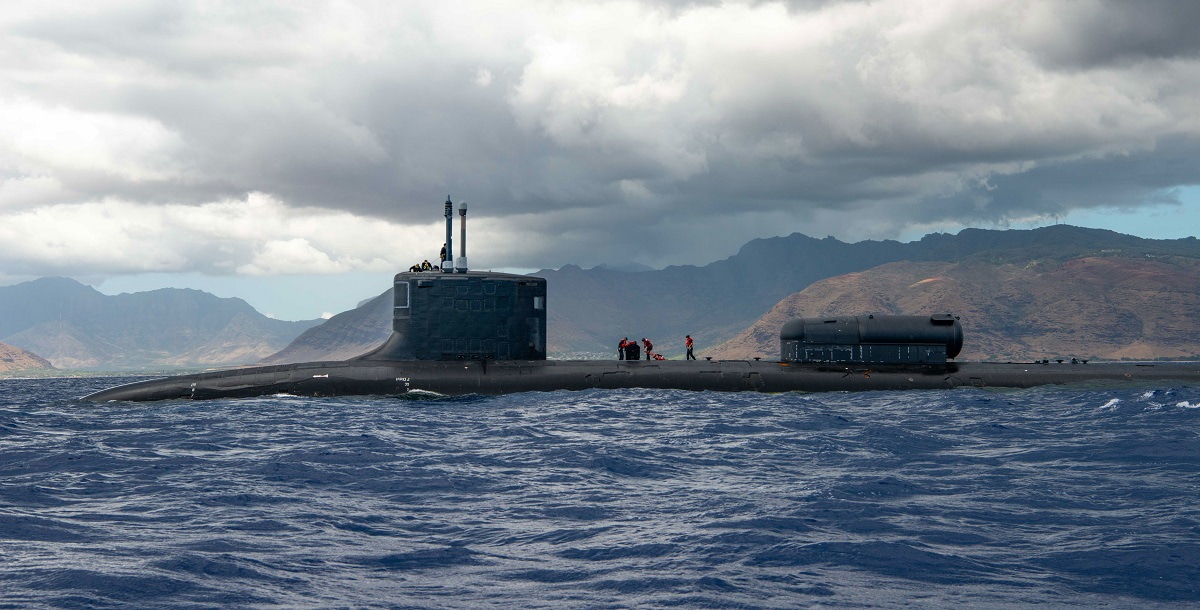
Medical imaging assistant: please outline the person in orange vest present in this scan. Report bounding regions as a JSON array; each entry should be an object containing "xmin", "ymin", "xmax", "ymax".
[
  {"xmin": 642, "ymin": 338, "xmax": 653, "ymax": 360},
  {"xmin": 618, "ymin": 337, "xmax": 628, "ymax": 360},
  {"xmin": 686, "ymin": 334, "xmax": 695, "ymax": 360}
]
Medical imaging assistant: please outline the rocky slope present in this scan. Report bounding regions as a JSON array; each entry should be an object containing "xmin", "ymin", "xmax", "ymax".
[
  {"xmin": 708, "ymin": 256, "xmax": 1200, "ymax": 362},
  {"xmin": 0, "ymin": 341, "xmax": 54, "ymax": 374},
  {"xmin": 259, "ymin": 290, "xmax": 393, "ymax": 364},
  {"xmin": 539, "ymin": 225, "xmax": 1200, "ymax": 355}
]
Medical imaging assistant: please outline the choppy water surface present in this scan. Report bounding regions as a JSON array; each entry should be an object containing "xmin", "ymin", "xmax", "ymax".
[{"xmin": 2, "ymin": 377, "xmax": 1199, "ymax": 608}]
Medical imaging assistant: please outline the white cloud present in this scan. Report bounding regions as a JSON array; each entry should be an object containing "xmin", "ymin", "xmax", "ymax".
[
  {"xmin": 0, "ymin": 97, "xmax": 183, "ymax": 182},
  {"xmin": 0, "ymin": 192, "xmax": 443, "ymax": 275},
  {"xmin": 0, "ymin": 175, "xmax": 65, "ymax": 210},
  {"xmin": 0, "ymin": 0, "xmax": 1198, "ymax": 279},
  {"xmin": 474, "ymin": 68, "xmax": 494, "ymax": 87}
]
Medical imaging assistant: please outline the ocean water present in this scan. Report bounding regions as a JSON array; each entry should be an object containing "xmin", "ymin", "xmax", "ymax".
[{"xmin": 2, "ymin": 377, "xmax": 1199, "ymax": 608}]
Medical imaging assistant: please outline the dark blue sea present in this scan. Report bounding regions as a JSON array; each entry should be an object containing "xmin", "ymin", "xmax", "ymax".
[{"xmin": 2, "ymin": 377, "xmax": 1199, "ymax": 608}]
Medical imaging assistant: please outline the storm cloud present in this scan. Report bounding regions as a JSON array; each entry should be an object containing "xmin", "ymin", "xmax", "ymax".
[{"xmin": 3, "ymin": 0, "xmax": 1200, "ymax": 278}]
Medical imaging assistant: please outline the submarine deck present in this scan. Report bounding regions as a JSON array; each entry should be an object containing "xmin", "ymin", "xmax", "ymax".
[{"xmin": 83, "ymin": 358, "xmax": 1200, "ymax": 401}]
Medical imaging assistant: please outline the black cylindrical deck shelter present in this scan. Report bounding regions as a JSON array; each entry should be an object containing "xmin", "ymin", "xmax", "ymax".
[{"xmin": 780, "ymin": 314, "xmax": 963, "ymax": 364}]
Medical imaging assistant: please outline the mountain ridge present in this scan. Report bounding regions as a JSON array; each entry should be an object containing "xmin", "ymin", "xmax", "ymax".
[
  {"xmin": 535, "ymin": 225, "xmax": 1200, "ymax": 355},
  {"xmin": 259, "ymin": 225, "xmax": 1200, "ymax": 363},
  {"xmin": 0, "ymin": 278, "xmax": 323, "ymax": 370},
  {"xmin": 708, "ymin": 256, "xmax": 1200, "ymax": 362},
  {"xmin": 0, "ymin": 341, "xmax": 54, "ymax": 374},
  {"xmin": 7, "ymin": 225, "xmax": 1200, "ymax": 369},
  {"xmin": 259, "ymin": 290, "xmax": 393, "ymax": 364}
]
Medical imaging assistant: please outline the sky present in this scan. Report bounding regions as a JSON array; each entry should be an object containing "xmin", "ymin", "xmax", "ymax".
[{"xmin": 3, "ymin": 0, "xmax": 1200, "ymax": 320}]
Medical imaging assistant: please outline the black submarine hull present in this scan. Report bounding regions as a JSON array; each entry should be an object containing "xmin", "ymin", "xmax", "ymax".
[{"xmin": 83, "ymin": 358, "xmax": 1200, "ymax": 402}]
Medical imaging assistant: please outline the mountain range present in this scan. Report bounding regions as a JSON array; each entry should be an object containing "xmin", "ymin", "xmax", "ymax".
[
  {"xmin": 0, "ymin": 278, "xmax": 322, "ymax": 370},
  {"xmin": 536, "ymin": 225, "xmax": 1200, "ymax": 356},
  {"xmin": 257, "ymin": 224, "xmax": 1200, "ymax": 364},
  {"xmin": 708, "ymin": 256, "xmax": 1200, "ymax": 362},
  {"xmin": 3, "ymin": 225, "xmax": 1199, "ymax": 371}
]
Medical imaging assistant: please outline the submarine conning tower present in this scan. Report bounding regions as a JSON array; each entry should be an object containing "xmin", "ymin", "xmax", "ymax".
[
  {"xmin": 780, "ymin": 314, "xmax": 963, "ymax": 365},
  {"xmin": 360, "ymin": 271, "xmax": 548, "ymax": 361},
  {"xmin": 358, "ymin": 196, "xmax": 547, "ymax": 361}
]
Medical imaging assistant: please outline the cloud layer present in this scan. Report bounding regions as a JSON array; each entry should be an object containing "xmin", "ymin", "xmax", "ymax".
[{"xmin": 4, "ymin": 0, "xmax": 1200, "ymax": 278}]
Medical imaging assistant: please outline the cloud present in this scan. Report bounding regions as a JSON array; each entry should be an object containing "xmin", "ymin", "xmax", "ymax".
[
  {"xmin": 0, "ymin": 98, "xmax": 184, "ymax": 200},
  {"xmin": 2, "ymin": 0, "xmax": 1199, "ymax": 278},
  {"xmin": 0, "ymin": 193, "xmax": 442, "ymax": 275}
]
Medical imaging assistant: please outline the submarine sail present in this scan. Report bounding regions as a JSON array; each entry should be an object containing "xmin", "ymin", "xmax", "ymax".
[{"xmin": 360, "ymin": 271, "xmax": 546, "ymax": 362}]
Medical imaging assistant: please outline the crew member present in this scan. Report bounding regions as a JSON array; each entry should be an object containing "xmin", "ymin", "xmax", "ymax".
[
  {"xmin": 421, "ymin": 259, "xmax": 433, "ymax": 271},
  {"xmin": 440, "ymin": 243, "xmax": 447, "ymax": 262},
  {"xmin": 642, "ymin": 338, "xmax": 653, "ymax": 361},
  {"xmin": 618, "ymin": 337, "xmax": 628, "ymax": 360},
  {"xmin": 686, "ymin": 334, "xmax": 695, "ymax": 360}
]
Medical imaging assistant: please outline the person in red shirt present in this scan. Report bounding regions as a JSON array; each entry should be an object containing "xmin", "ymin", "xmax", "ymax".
[
  {"xmin": 686, "ymin": 334, "xmax": 695, "ymax": 360},
  {"xmin": 618, "ymin": 337, "xmax": 628, "ymax": 360},
  {"xmin": 642, "ymin": 338, "xmax": 653, "ymax": 361}
]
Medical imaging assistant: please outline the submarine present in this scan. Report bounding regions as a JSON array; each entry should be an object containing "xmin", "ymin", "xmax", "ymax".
[{"xmin": 85, "ymin": 198, "xmax": 1200, "ymax": 402}]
